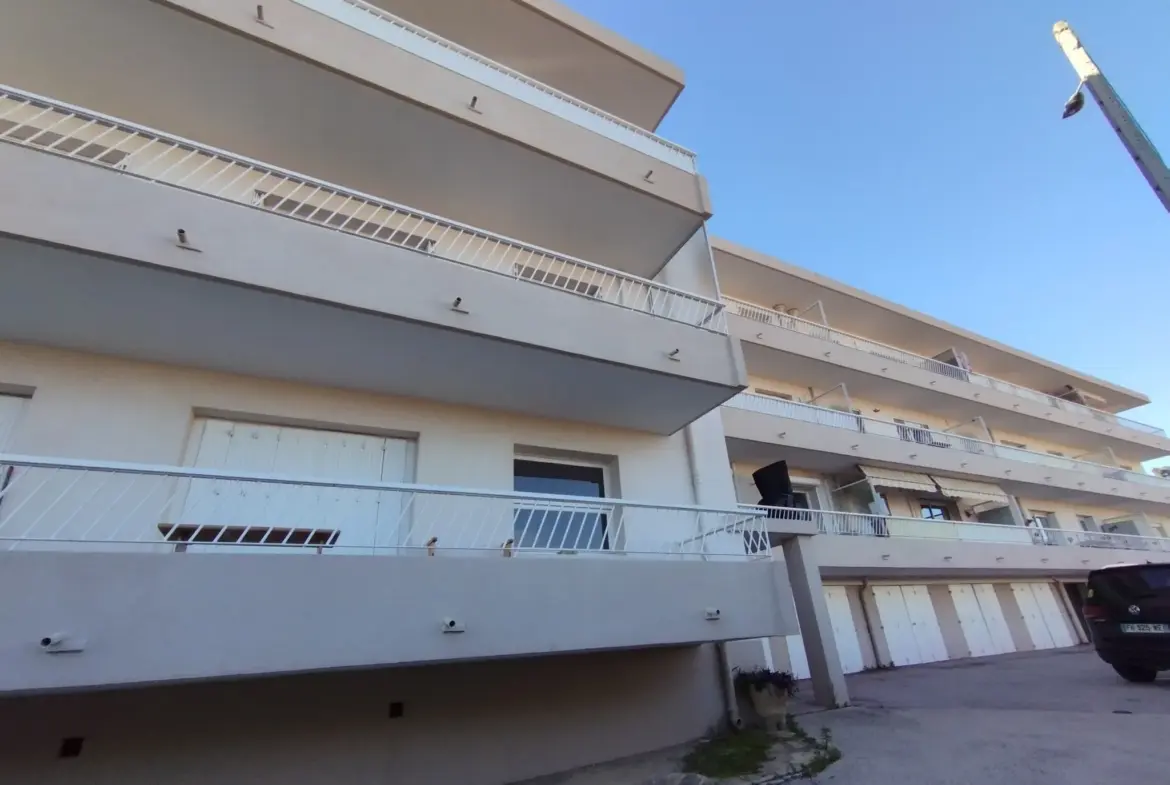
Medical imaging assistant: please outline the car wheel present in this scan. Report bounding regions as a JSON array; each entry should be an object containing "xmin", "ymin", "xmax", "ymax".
[{"xmin": 1112, "ymin": 664, "xmax": 1158, "ymax": 683}]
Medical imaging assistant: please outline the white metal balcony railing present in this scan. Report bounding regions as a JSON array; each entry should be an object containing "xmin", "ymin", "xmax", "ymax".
[
  {"xmin": 294, "ymin": 0, "xmax": 698, "ymax": 173},
  {"xmin": 726, "ymin": 297, "xmax": 1164, "ymax": 437},
  {"xmin": 726, "ymin": 393, "xmax": 1170, "ymax": 492},
  {"xmin": 0, "ymin": 455, "xmax": 772, "ymax": 560},
  {"xmin": 743, "ymin": 505, "xmax": 1170, "ymax": 554},
  {"xmin": 0, "ymin": 85, "xmax": 726, "ymax": 334}
]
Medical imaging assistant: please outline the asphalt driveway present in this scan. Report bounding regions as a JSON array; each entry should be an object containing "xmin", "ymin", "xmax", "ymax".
[{"xmin": 807, "ymin": 646, "xmax": 1170, "ymax": 785}]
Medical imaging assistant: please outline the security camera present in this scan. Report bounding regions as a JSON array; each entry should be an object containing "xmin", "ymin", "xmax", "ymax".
[{"xmin": 38, "ymin": 632, "xmax": 84, "ymax": 653}]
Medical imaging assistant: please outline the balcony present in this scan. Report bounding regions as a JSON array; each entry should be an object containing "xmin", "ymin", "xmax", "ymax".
[
  {"xmin": 0, "ymin": 453, "xmax": 798, "ymax": 693},
  {"xmin": 746, "ymin": 505, "xmax": 1170, "ymax": 578},
  {"xmin": 367, "ymin": 0, "xmax": 686, "ymax": 130},
  {"xmin": 0, "ymin": 85, "xmax": 744, "ymax": 434},
  {"xmin": 725, "ymin": 297, "xmax": 1169, "ymax": 456},
  {"xmin": 723, "ymin": 393, "xmax": 1170, "ymax": 510},
  {"xmin": 298, "ymin": 0, "xmax": 695, "ymax": 169},
  {"xmin": 0, "ymin": 0, "xmax": 709, "ymax": 273}
]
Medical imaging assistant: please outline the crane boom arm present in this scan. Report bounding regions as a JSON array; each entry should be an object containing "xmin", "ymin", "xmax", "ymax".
[{"xmin": 1053, "ymin": 21, "xmax": 1170, "ymax": 213}]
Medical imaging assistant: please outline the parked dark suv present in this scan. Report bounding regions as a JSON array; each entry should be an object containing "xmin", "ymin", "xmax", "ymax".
[{"xmin": 1085, "ymin": 563, "xmax": 1170, "ymax": 682}]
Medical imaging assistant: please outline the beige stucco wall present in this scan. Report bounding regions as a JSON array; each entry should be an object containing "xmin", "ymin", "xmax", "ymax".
[
  {"xmin": 0, "ymin": 341, "xmax": 706, "ymax": 503},
  {"xmin": 0, "ymin": 647, "xmax": 725, "ymax": 785}
]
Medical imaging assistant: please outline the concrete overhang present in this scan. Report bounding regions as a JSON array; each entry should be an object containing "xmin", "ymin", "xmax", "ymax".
[
  {"xmin": 0, "ymin": 142, "xmax": 744, "ymax": 435},
  {"xmin": 370, "ymin": 0, "xmax": 686, "ymax": 130}
]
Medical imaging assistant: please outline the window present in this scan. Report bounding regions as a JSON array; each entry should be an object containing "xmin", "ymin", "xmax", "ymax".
[
  {"xmin": 513, "ymin": 459, "xmax": 608, "ymax": 551},
  {"xmin": 1001, "ymin": 440, "xmax": 1028, "ymax": 449},
  {"xmin": 1029, "ymin": 512, "xmax": 1054, "ymax": 529},
  {"xmin": 1076, "ymin": 515, "xmax": 1098, "ymax": 532},
  {"xmin": 920, "ymin": 504, "xmax": 948, "ymax": 521}
]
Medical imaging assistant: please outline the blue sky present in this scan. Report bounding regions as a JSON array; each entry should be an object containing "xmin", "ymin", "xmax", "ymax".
[{"xmin": 564, "ymin": 0, "xmax": 1170, "ymax": 443}]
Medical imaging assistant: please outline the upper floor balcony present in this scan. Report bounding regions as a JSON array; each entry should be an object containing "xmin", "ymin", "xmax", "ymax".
[
  {"xmin": 723, "ymin": 393, "xmax": 1170, "ymax": 513},
  {"xmin": 725, "ymin": 297, "xmax": 1170, "ymax": 459},
  {"xmin": 747, "ymin": 505, "xmax": 1170, "ymax": 579},
  {"xmin": 0, "ymin": 453, "xmax": 798, "ymax": 694},
  {"xmin": 368, "ymin": 0, "xmax": 686, "ymax": 130},
  {"xmin": 303, "ymin": 0, "xmax": 693, "ymax": 164},
  {"xmin": 0, "ymin": 84, "xmax": 744, "ymax": 435},
  {"xmin": 0, "ymin": 0, "xmax": 710, "ymax": 276}
]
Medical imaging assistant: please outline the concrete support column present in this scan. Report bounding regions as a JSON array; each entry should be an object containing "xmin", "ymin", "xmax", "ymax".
[{"xmin": 780, "ymin": 536, "xmax": 848, "ymax": 708}]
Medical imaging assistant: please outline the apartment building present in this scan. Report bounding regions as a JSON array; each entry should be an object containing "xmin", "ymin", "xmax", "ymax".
[
  {"xmin": 0, "ymin": 2, "xmax": 847, "ymax": 784},
  {"xmin": 714, "ymin": 237, "xmax": 1170, "ymax": 676}
]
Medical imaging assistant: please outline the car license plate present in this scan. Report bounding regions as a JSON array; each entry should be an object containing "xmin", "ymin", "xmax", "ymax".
[{"xmin": 1121, "ymin": 623, "xmax": 1170, "ymax": 634}]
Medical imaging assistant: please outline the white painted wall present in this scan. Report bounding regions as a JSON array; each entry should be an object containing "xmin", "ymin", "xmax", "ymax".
[
  {"xmin": 0, "ymin": 394, "xmax": 28, "ymax": 449},
  {"xmin": 0, "ymin": 342, "xmax": 753, "ymax": 560},
  {"xmin": 0, "ymin": 341, "xmax": 699, "ymax": 496}
]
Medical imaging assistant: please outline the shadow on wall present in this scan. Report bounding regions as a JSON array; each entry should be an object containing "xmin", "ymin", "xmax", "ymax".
[{"xmin": 0, "ymin": 646, "xmax": 725, "ymax": 785}]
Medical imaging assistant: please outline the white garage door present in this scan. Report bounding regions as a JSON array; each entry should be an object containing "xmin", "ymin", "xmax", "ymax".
[
  {"xmin": 778, "ymin": 585, "xmax": 866, "ymax": 678},
  {"xmin": 973, "ymin": 583, "xmax": 1017, "ymax": 654},
  {"xmin": 874, "ymin": 584, "xmax": 948, "ymax": 666},
  {"xmin": 825, "ymin": 586, "xmax": 866, "ymax": 674},
  {"xmin": 176, "ymin": 419, "xmax": 415, "ymax": 553},
  {"xmin": 1010, "ymin": 582, "xmax": 1075, "ymax": 650},
  {"xmin": 949, "ymin": 583, "xmax": 1016, "ymax": 657},
  {"xmin": 1020, "ymin": 582, "xmax": 1076, "ymax": 648},
  {"xmin": 785, "ymin": 635, "xmax": 811, "ymax": 680},
  {"xmin": 0, "ymin": 395, "xmax": 27, "ymax": 449},
  {"xmin": 949, "ymin": 584, "xmax": 996, "ymax": 658}
]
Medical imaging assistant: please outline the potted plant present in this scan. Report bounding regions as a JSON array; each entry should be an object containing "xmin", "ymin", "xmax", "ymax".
[{"xmin": 734, "ymin": 667, "xmax": 797, "ymax": 730}]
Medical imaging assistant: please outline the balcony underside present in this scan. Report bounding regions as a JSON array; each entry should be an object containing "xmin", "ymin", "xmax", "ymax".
[
  {"xmin": 0, "ymin": 551, "xmax": 791, "ymax": 694},
  {"xmin": 0, "ymin": 0, "xmax": 704, "ymax": 278},
  {"xmin": 369, "ymin": 0, "xmax": 686, "ymax": 130},
  {"xmin": 0, "ymin": 134, "xmax": 743, "ymax": 434},
  {"xmin": 715, "ymin": 241, "xmax": 1148, "ymax": 411},
  {"xmin": 0, "ymin": 238, "xmax": 739, "ymax": 435},
  {"xmin": 722, "ymin": 408, "xmax": 1170, "ymax": 515},
  {"xmin": 738, "ymin": 327, "xmax": 1170, "ymax": 461}
]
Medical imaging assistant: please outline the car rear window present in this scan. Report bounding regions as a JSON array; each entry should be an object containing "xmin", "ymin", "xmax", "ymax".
[{"xmin": 1091, "ymin": 566, "xmax": 1170, "ymax": 598}]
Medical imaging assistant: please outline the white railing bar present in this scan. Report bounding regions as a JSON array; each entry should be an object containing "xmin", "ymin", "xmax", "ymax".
[
  {"xmin": 0, "ymin": 535, "xmax": 759, "ymax": 558},
  {"xmin": 742, "ymin": 504, "xmax": 1026, "ymax": 534},
  {"xmin": 726, "ymin": 296, "xmax": 1164, "ymax": 436},
  {"xmin": 742, "ymin": 504, "xmax": 1170, "ymax": 549},
  {"xmin": 335, "ymin": 0, "xmax": 696, "ymax": 160},
  {"xmin": 0, "ymin": 454, "xmax": 763, "ymax": 517},
  {"xmin": 0, "ymin": 84, "xmax": 724, "ymax": 328}
]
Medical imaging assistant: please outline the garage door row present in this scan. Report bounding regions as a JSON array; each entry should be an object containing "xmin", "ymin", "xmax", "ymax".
[{"xmin": 778, "ymin": 581, "xmax": 1082, "ymax": 678}]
